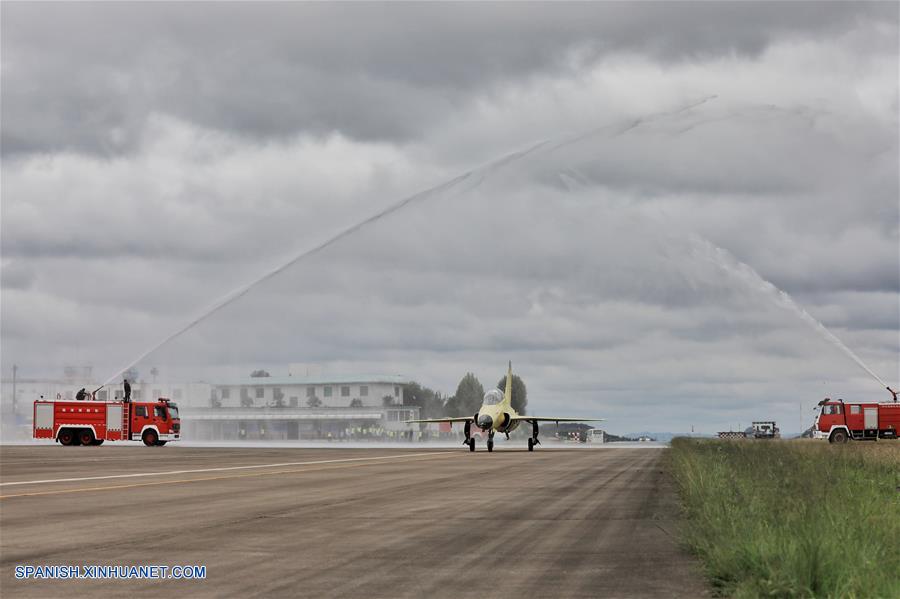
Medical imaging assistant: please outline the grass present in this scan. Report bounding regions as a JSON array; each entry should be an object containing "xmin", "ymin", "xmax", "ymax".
[{"xmin": 669, "ymin": 439, "xmax": 900, "ymax": 598}]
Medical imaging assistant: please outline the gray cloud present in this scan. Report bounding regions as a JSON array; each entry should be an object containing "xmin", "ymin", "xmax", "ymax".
[{"xmin": 3, "ymin": 2, "xmax": 896, "ymax": 156}]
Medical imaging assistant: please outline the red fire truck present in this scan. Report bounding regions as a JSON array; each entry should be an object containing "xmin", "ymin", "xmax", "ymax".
[
  {"xmin": 33, "ymin": 398, "xmax": 181, "ymax": 446},
  {"xmin": 813, "ymin": 398, "xmax": 900, "ymax": 443}
]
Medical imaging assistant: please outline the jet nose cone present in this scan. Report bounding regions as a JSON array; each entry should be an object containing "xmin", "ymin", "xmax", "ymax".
[{"xmin": 477, "ymin": 414, "xmax": 493, "ymax": 429}]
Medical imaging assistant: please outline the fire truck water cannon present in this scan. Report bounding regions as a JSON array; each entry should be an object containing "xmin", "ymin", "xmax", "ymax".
[{"xmin": 887, "ymin": 386, "xmax": 898, "ymax": 403}]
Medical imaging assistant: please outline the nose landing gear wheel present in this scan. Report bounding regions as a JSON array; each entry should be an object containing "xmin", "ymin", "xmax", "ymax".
[
  {"xmin": 528, "ymin": 437, "xmax": 535, "ymax": 452},
  {"xmin": 487, "ymin": 439, "xmax": 494, "ymax": 452},
  {"xmin": 468, "ymin": 438, "xmax": 476, "ymax": 452}
]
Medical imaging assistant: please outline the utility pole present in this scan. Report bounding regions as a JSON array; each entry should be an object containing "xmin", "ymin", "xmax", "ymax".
[{"xmin": 11, "ymin": 364, "xmax": 17, "ymax": 417}]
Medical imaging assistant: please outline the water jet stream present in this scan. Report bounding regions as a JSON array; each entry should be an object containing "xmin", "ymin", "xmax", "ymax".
[
  {"xmin": 693, "ymin": 238, "xmax": 891, "ymax": 390},
  {"xmin": 555, "ymin": 142, "xmax": 892, "ymax": 393},
  {"xmin": 102, "ymin": 98, "xmax": 893, "ymax": 397},
  {"xmin": 100, "ymin": 140, "xmax": 550, "ymax": 386}
]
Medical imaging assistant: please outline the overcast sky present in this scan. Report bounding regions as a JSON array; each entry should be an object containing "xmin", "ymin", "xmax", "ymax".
[{"xmin": 2, "ymin": 2, "xmax": 898, "ymax": 433}]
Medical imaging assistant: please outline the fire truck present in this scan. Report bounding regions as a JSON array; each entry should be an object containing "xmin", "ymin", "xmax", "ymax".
[
  {"xmin": 813, "ymin": 398, "xmax": 900, "ymax": 443},
  {"xmin": 33, "ymin": 398, "xmax": 181, "ymax": 446}
]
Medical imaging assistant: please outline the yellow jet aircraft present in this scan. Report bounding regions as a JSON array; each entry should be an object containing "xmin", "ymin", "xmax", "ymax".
[{"xmin": 406, "ymin": 363, "xmax": 604, "ymax": 452}]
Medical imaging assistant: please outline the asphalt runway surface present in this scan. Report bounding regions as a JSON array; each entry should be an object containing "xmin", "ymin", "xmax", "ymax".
[{"xmin": 0, "ymin": 445, "xmax": 708, "ymax": 598}]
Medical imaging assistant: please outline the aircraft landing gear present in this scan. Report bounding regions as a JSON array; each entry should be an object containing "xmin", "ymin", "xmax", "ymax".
[
  {"xmin": 487, "ymin": 430, "xmax": 495, "ymax": 453},
  {"xmin": 462, "ymin": 420, "xmax": 473, "ymax": 450},
  {"xmin": 528, "ymin": 420, "xmax": 541, "ymax": 452}
]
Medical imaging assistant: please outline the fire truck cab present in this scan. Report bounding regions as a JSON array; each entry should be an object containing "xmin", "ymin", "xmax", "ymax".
[
  {"xmin": 813, "ymin": 399, "xmax": 900, "ymax": 443},
  {"xmin": 33, "ymin": 397, "xmax": 181, "ymax": 447}
]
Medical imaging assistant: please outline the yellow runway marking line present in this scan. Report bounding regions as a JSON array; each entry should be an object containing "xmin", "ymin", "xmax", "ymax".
[
  {"xmin": 0, "ymin": 451, "xmax": 454, "ymax": 487},
  {"xmin": 0, "ymin": 453, "xmax": 459, "ymax": 500}
]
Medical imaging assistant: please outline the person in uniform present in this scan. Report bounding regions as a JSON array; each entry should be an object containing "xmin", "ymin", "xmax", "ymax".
[{"xmin": 123, "ymin": 379, "xmax": 131, "ymax": 402}]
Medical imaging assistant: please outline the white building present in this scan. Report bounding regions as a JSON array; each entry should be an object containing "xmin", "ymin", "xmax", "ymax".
[
  {"xmin": 187, "ymin": 374, "xmax": 418, "ymax": 440},
  {"xmin": 210, "ymin": 374, "xmax": 407, "ymax": 410}
]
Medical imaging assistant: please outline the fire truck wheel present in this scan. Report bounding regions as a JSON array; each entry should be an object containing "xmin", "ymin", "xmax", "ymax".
[
  {"xmin": 58, "ymin": 429, "xmax": 75, "ymax": 446},
  {"xmin": 829, "ymin": 429, "xmax": 849, "ymax": 444},
  {"xmin": 142, "ymin": 430, "xmax": 159, "ymax": 447},
  {"xmin": 78, "ymin": 430, "xmax": 95, "ymax": 446},
  {"xmin": 155, "ymin": 441, "xmax": 167, "ymax": 446}
]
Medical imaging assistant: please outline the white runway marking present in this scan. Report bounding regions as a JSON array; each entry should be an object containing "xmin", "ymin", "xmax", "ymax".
[{"xmin": 0, "ymin": 452, "xmax": 451, "ymax": 487}]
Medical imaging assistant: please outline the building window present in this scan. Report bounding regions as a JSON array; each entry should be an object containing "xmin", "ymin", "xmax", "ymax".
[
  {"xmin": 360, "ymin": 385, "xmax": 368, "ymax": 396},
  {"xmin": 388, "ymin": 410, "xmax": 413, "ymax": 421},
  {"xmin": 341, "ymin": 386, "xmax": 350, "ymax": 397},
  {"xmin": 133, "ymin": 390, "xmax": 142, "ymax": 400},
  {"xmin": 324, "ymin": 386, "xmax": 333, "ymax": 397},
  {"xmin": 173, "ymin": 389, "xmax": 183, "ymax": 400},
  {"xmin": 221, "ymin": 388, "xmax": 231, "ymax": 399},
  {"xmin": 98, "ymin": 390, "xmax": 108, "ymax": 401},
  {"xmin": 306, "ymin": 387, "xmax": 315, "ymax": 398},
  {"xmin": 290, "ymin": 397, "xmax": 298, "ymax": 407},
  {"xmin": 394, "ymin": 386, "xmax": 400, "ymax": 397},
  {"xmin": 255, "ymin": 387, "xmax": 264, "ymax": 399}
]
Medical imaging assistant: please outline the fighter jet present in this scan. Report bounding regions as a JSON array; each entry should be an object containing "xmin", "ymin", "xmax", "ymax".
[{"xmin": 406, "ymin": 362, "xmax": 604, "ymax": 452}]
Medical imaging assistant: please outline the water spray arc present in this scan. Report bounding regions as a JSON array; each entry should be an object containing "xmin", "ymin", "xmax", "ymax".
[
  {"xmin": 100, "ymin": 140, "xmax": 550, "ymax": 387},
  {"xmin": 101, "ymin": 99, "xmax": 895, "ymax": 400},
  {"xmin": 693, "ymin": 238, "xmax": 894, "ymax": 396},
  {"xmin": 106, "ymin": 101, "xmax": 730, "ymax": 385},
  {"xmin": 552, "ymin": 122, "xmax": 894, "ymax": 396}
]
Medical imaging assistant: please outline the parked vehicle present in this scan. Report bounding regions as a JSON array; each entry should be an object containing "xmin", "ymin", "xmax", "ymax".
[
  {"xmin": 586, "ymin": 429, "xmax": 605, "ymax": 443},
  {"xmin": 813, "ymin": 399, "xmax": 900, "ymax": 443},
  {"xmin": 33, "ymin": 398, "xmax": 180, "ymax": 446},
  {"xmin": 751, "ymin": 421, "xmax": 779, "ymax": 439}
]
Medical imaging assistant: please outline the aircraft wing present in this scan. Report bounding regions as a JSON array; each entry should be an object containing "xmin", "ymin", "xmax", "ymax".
[
  {"xmin": 510, "ymin": 416, "xmax": 605, "ymax": 423},
  {"xmin": 405, "ymin": 416, "xmax": 474, "ymax": 424}
]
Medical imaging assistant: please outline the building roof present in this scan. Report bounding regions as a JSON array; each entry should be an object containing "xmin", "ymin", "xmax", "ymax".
[{"xmin": 215, "ymin": 375, "xmax": 412, "ymax": 387}]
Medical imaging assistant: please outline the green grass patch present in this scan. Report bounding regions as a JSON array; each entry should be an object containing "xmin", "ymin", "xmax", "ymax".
[{"xmin": 670, "ymin": 439, "xmax": 899, "ymax": 598}]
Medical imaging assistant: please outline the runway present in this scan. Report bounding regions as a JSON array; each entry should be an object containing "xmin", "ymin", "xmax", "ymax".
[{"xmin": 0, "ymin": 445, "xmax": 708, "ymax": 598}]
